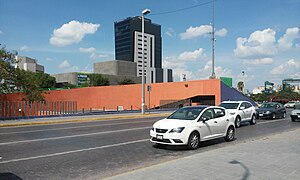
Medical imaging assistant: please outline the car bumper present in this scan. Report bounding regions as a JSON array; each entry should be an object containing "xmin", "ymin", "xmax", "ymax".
[
  {"xmin": 257, "ymin": 113, "xmax": 273, "ymax": 119},
  {"xmin": 291, "ymin": 115, "xmax": 300, "ymax": 120},
  {"xmin": 150, "ymin": 130, "xmax": 188, "ymax": 145}
]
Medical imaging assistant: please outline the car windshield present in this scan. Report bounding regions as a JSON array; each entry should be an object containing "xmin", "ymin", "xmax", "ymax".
[
  {"xmin": 261, "ymin": 103, "xmax": 275, "ymax": 108},
  {"xmin": 167, "ymin": 107, "xmax": 205, "ymax": 120},
  {"xmin": 219, "ymin": 103, "xmax": 239, "ymax": 109}
]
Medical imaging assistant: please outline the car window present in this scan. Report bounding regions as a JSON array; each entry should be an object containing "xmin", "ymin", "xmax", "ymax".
[
  {"xmin": 219, "ymin": 103, "xmax": 239, "ymax": 109},
  {"xmin": 201, "ymin": 109, "xmax": 214, "ymax": 121},
  {"xmin": 214, "ymin": 108, "xmax": 225, "ymax": 118},
  {"xmin": 240, "ymin": 103, "xmax": 247, "ymax": 109},
  {"xmin": 246, "ymin": 102, "xmax": 252, "ymax": 108}
]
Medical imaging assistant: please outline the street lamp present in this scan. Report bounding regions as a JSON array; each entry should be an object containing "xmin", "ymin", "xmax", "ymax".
[{"xmin": 141, "ymin": 8, "xmax": 151, "ymax": 114}]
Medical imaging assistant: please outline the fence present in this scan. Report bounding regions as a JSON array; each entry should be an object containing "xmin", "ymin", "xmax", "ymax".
[{"xmin": 0, "ymin": 101, "xmax": 77, "ymax": 119}]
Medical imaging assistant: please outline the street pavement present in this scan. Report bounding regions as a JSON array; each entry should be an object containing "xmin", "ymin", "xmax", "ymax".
[{"xmin": 108, "ymin": 128, "xmax": 300, "ymax": 180}]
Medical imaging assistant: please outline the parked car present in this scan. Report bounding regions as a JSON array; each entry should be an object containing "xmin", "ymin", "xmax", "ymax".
[
  {"xmin": 284, "ymin": 101, "xmax": 297, "ymax": 108},
  {"xmin": 150, "ymin": 106, "xmax": 235, "ymax": 150},
  {"xmin": 218, "ymin": 101, "xmax": 257, "ymax": 128},
  {"xmin": 257, "ymin": 102, "xmax": 286, "ymax": 119},
  {"xmin": 291, "ymin": 103, "xmax": 300, "ymax": 122}
]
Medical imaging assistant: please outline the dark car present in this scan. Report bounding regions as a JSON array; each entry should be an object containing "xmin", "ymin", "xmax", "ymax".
[{"xmin": 257, "ymin": 102, "xmax": 286, "ymax": 119}]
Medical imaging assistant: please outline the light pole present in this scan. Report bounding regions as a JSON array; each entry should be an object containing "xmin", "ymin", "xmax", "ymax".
[
  {"xmin": 141, "ymin": 9, "xmax": 151, "ymax": 114},
  {"xmin": 210, "ymin": 0, "xmax": 216, "ymax": 79}
]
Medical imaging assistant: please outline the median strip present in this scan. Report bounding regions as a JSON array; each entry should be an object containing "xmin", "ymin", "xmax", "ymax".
[{"xmin": 0, "ymin": 113, "xmax": 171, "ymax": 127}]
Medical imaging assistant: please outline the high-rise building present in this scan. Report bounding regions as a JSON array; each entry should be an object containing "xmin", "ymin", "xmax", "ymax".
[{"xmin": 115, "ymin": 16, "xmax": 172, "ymax": 83}]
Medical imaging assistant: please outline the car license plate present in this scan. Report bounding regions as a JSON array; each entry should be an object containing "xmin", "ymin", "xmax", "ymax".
[
  {"xmin": 259, "ymin": 114, "xmax": 263, "ymax": 117},
  {"xmin": 157, "ymin": 135, "xmax": 163, "ymax": 140}
]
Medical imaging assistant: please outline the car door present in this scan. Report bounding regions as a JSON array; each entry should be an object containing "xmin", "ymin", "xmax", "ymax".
[
  {"xmin": 199, "ymin": 108, "xmax": 214, "ymax": 140},
  {"xmin": 239, "ymin": 103, "xmax": 247, "ymax": 121},
  {"xmin": 200, "ymin": 108, "xmax": 227, "ymax": 139},
  {"xmin": 210, "ymin": 108, "xmax": 228, "ymax": 137}
]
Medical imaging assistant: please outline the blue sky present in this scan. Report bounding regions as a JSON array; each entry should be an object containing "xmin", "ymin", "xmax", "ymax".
[{"xmin": 1, "ymin": 0, "xmax": 299, "ymax": 91}]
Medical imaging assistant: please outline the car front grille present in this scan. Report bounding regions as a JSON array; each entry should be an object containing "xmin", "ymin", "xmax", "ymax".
[
  {"xmin": 151, "ymin": 137, "xmax": 171, "ymax": 143},
  {"xmin": 155, "ymin": 128, "xmax": 168, "ymax": 133}
]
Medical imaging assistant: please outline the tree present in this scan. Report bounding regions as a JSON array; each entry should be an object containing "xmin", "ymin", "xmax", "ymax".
[
  {"xmin": 1, "ymin": 45, "xmax": 56, "ymax": 101},
  {"xmin": 89, "ymin": 74, "xmax": 109, "ymax": 86},
  {"xmin": 118, "ymin": 78, "xmax": 135, "ymax": 85}
]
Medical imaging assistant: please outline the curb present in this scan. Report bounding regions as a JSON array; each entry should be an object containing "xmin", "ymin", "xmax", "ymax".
[{"xmin": 0, "ymin": 113, "xmax": 171, "ymax": 127}]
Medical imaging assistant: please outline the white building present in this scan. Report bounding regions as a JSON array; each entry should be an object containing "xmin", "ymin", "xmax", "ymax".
[
  {"xmin": 15, "ymin": 56, "xmax": 44, "ymax": 73},
  {"xmin": 252, "ymin": 86, "xmax": 265, "ymax": 94}
]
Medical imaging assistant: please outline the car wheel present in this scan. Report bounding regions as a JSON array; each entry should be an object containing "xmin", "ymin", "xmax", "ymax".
[
  {"xmin": 187, "ymin": 131, "xmax": 200, "ymax": 150},
  {"xmin": 224, "ymin": 126, "xmax": 235, "ymax": 142},
  {"xmin": 250, "ymin": 115, "xmax": 256, "ymax": 125},
  {"xmin": 272, "ymin": 113, "xmax": 276, "ymax": 119},
  {"xmin": 282, "ymin": 112, "xmax": 286, "ymax": 118},
  {"xmin": 291, "ymin": 118, "xmax": 295, "ymax": 122},
  {"xmin": 235, "ymin": 116, "xmax": 241, "ymax": 128}
]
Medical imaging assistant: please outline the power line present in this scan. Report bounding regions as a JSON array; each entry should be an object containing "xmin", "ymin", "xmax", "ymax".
[{"xmin": 149, "ymin": 0, "xmax": 217, "ymax": 16}]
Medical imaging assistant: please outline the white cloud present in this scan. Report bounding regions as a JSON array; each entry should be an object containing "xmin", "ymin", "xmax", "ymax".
[
  {"xmin": 215, "ymin": 28, "xmax": 227, "ymax": 37},
  {"xmin": 58, "ymin": 60, "xmax": 70, "ymax": 69},
  {"xmin": 58, "ymin": 60, "xmax": 79, "ymax": 72},
  {"xmin": 178, "ymin": 48, "xmax": 206, "ymax": 61},
  {"xmin": 234, "ymin": 28, "xmax": 277, "ymax": 60},
  {"xmin": 165, "ymin": 28, "xmax": 176, "ymax": 37},
  {"xmin": 278, "ymin": 27, "xmax": 300, "ymax": 51},
  {"xmin": 50, "ymin": 20, "xmax": 100, "ymax": 46},
  {"xmin": 180, "ymin": 25, "xmax": 227, "ymax": 40},
  {"xmin": 46, "ymin": 57, "xmax": 53, "ymax": 61},
  {"xmin": 243, "ymin": 58, "xmax": 273, "ymax": 65},
  {"xmin": 79, "ymin": 47, "xmax": 96, "ymax": 53},
  {"xmin": 270, "ymin": 59, "xmax": 300, "ymax": 76},
  {"xmin": 0, "ymin": 30, "xmax": 3, "ymax": 34},
  {"xmin": 180, "ymin": 25, "xmax": 211, "ymax": 40},
  {"xmin": 90, "ymin": 52, "xmax": 108, "ymax": 60},
  {"xmin": 163, "ymin": 48, "xmax": 231, "ymax": 81},
  {"xmin": 20, "ymin": 45, "xmax": 30, "ymax": 51}
]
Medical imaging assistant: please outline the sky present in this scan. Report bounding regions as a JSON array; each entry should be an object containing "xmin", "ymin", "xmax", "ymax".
[{"xmin": 0, "ymin": 0, "xmax": 299, "ymax": 92}]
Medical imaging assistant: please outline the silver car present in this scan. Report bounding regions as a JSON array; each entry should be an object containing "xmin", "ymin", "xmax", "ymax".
[{"xmin": 291, "ymin": 103, "xmax": 300, "ymax": 122}]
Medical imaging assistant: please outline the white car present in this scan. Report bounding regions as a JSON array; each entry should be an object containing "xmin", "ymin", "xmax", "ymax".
[
  {"xmin": 219, "ymin": 101, "xmax": 256, "ymax": 128},
  {"xmin": 291, "ymin": 103, "xmax": 300, "ymax": 122},
  {"xmin": 284, "ymin": 101, "xmax": 297, "ymax": 108},
  {"xmin": 150, "ymin": 106, "xmax": 235, "ymax": 150}
]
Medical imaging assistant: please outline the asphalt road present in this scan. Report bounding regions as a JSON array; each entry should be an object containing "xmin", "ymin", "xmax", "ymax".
[{"xmin": 0, "ymin": 109, "xmax": 299, "ymax": 180}]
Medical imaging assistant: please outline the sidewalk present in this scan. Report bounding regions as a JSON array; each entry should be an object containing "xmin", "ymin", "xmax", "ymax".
[
  {"xmin": 108, "ymin": 128, "xmax": 300, "ymax": 180},
  {"xmin": 0, "ymin": 111, "xmax": 172, "ymax": 127}
]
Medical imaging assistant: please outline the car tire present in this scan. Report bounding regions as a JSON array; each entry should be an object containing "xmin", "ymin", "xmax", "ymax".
[
  {"xmin": 291, "ymin": 118, "xmax": 295, "ymax": 122},
  {"xmin": 235, "ymin": 116, "xmax": 241, "ymax": 128},
  {"xmin": 224, "ymin": 126, "xmax": 235, "ymax": 142},
  {"xmin": 250, "ymin": 114, "xmax": 256, "ymax": 125},
  {"xmin": 272, "ymin": 113, "xmax": 276, "ymax": 119},
  {"xmin": 187, "ymin": 131, "xmax": 200, "ymax": 150},
  {"xmin": 282, "ymin": 112, "xmax": 286, "ymax": 118}
]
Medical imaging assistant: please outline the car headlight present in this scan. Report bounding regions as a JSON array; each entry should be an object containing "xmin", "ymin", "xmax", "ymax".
[
  {"xmin": 266, "ymin": 111, "xmax": 271, "ymax": 114},
  {"xmin": 169, "ymin": 127, "xmax": 185, "ymax": 133}
]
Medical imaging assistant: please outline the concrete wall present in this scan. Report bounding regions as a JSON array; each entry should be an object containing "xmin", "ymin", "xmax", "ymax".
[
  {"xmin": 1, "ymin": 79, "xmax": 222, "ymax": 111},
  {"xmin": 94, "ymin": 60, "xmax": 137, "ymax": 76},
  {"xmin": 52, "ymin": 73, "xmax": 78, "ymax": 85}
]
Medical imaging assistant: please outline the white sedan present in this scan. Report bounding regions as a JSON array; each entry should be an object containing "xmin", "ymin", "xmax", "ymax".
[{"xmin": 150, "ymin": 106, "xmax": 235, "ymax": 150}]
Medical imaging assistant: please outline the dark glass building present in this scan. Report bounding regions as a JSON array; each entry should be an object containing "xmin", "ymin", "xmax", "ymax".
[{"xmin": 114, "ymin": 16, "xmax": 162, "ymax": 68}]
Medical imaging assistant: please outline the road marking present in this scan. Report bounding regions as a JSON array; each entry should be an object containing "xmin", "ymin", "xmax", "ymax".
[
  {"xmin": 0, "ymin": 139, "xmax": 149, "ymax": 164},
  {"xmin": 257, "ymin": 119, "xmax": 288, "ymax": 125},
  {"xmin": 0, "ymin": 119, "xmax": 156, "ymax": 135},
  {"xmin": 0, "ymin": 126, "xmax": 151, "ymax": 146}
]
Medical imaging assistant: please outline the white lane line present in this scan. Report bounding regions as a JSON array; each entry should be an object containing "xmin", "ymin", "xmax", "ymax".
[
  {"xmin": 257, "ymin": 119, "xmax": 288, "ymax": 125},
  {"xmin": 0, "ymin": 139, "xmax": 149, "ymax": 164},
  {"xmin": 0, "ymin": 126, "xmax": 151, "ymax": 146},
  {"xmin": 0, "ymin": 119, "xmax": 155, "ymax": 135}
]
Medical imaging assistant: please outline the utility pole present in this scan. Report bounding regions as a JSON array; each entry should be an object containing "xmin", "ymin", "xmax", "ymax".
[{"xmin": 210, "ymin": 0, "xmax": 216, "ymax": 79}]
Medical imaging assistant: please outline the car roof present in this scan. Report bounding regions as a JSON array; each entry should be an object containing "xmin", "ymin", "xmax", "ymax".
[{"xmin": 181, "ymin": 106, "xmax": 209, "ymax": 109}]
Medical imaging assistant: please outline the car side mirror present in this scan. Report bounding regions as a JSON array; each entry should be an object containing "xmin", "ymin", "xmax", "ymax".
[
  {"xmin": 240, "ymin": 106, "xmax": 245, "ymax": 110},
  {"xmin": 200, "ymin": 117, "xmax": 208, "ymax": 122}
]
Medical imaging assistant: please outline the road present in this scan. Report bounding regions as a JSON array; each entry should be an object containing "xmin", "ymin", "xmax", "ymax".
[{"xmin": 0, "ymin": 109, "xmax": 299, "ymax": 179}]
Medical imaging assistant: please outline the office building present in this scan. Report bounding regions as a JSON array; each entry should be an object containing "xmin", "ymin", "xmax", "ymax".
[{"xmin": 114, "ymin": 16, "xmax": 172, "ymax": 83}]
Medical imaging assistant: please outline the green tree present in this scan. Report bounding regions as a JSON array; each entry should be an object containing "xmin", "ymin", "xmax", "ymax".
[
  {"xmin": 118, "ymin": 78, "xmax": 135, "ymax": 85},
  {"xmin": 89, "ymin": 74, "xmax": 109, "ymax": 86},
  {"xmin": 1, "ymin": 45, "xmax": 56, "ymax": 101}
]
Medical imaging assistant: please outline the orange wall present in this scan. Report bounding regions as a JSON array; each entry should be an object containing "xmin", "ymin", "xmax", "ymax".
[{"xmin": 0, "ymin": 79, "xmax": 221, "ymax": 111}]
